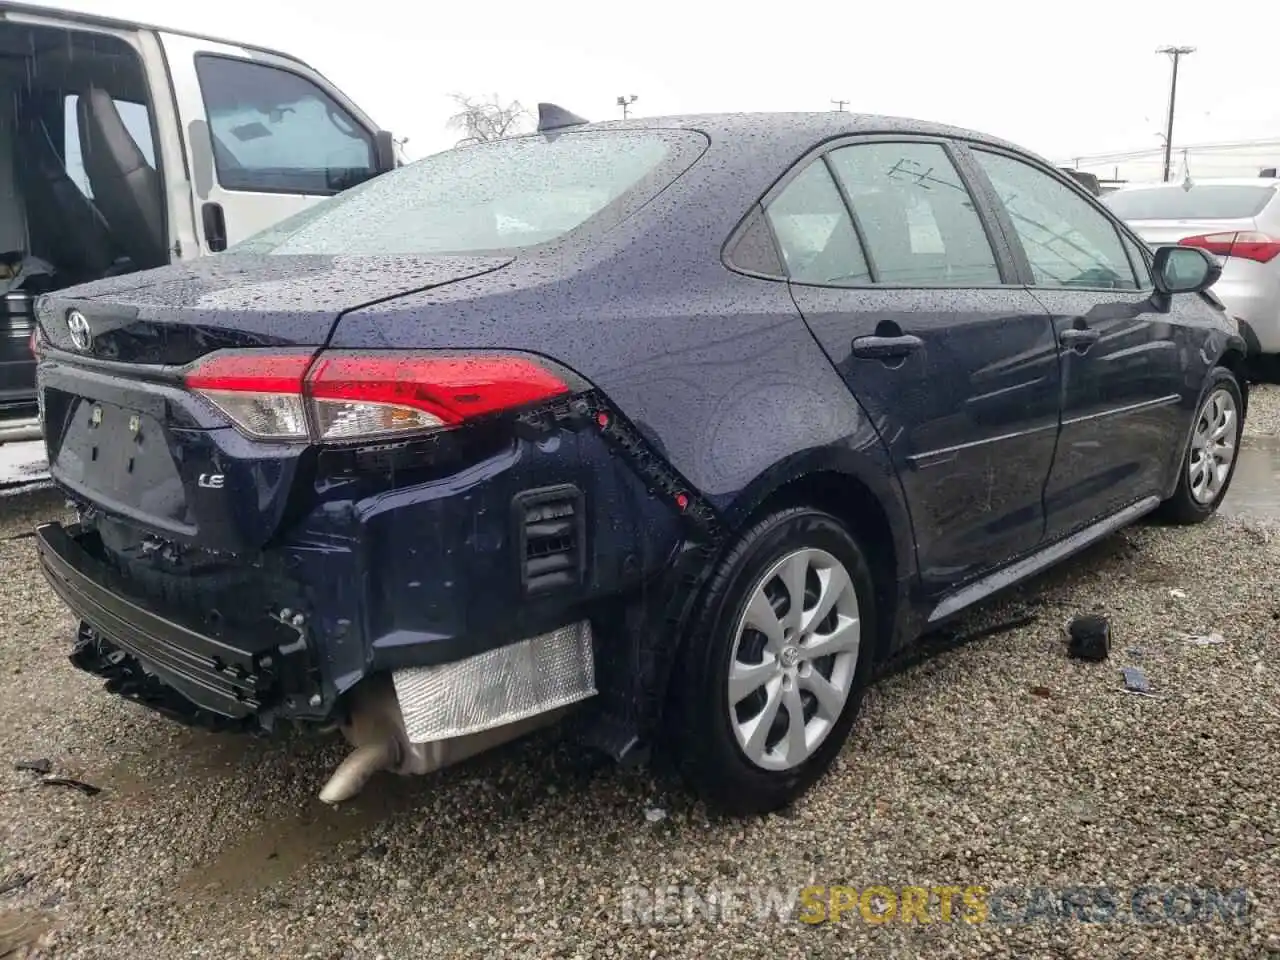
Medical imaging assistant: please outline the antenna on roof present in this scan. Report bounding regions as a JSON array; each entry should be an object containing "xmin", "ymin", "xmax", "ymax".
[{"xmin": 537, "ymin": 103, "xmax": 589, "ymax": 133}]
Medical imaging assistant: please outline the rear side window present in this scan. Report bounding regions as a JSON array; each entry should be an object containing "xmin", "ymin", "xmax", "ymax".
[
  {"xmin": 827, "ymin": 141, "xmax": 1001, "ymax": 285},
  {"xmin": 1105, "ymin": 185, "xmax": 1278, "ymax": 221},
  {"xmin": 764, "ymin": 161, "xmax": 869, "ymax": 285},
  {"xmin": 194, "ymin": 55, "xmax": 376, "ymax": 195},
  {"xmin": 973, "ymin": 150, "xmax": 1137, "ymax": 290},
  {"xmin": 233, "ymin": 130, "xmax": 701, "ymax": 256}
]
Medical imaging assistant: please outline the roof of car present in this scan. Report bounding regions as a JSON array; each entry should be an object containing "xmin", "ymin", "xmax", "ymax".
[
  {"xmin": 574, "ymin": 110, "xmax": 1029, "ymax": 154},
  {"xmin": 0, "ymin": 1, "xmax": 307, "ymax": 65}
]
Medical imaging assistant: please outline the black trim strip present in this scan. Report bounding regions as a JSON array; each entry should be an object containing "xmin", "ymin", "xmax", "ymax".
[
  {"xmin": 1061, "ymin": 394, "xmax": 1180, "ymax": 427},
  {"xmin": 928, "ymin": 496, "xmax": 1161, "ymax": 622}
]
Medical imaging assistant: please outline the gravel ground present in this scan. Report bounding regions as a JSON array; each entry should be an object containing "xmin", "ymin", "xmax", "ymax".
[{"xmin": 2, "ymin": 389, "xmax": 1280, "ymax": 959}]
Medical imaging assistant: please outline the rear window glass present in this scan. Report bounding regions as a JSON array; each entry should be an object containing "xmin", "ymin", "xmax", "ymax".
[
  {"xmin": 1104, "ymin": 185, "xmax": 1277, "ymax": 221},
  {"xmin": 231, "ymin": 130, "xmax": 703, "ymax": 256}
]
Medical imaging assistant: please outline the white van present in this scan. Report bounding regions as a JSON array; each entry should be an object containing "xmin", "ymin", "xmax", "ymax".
[{"xmin": 0, "ymin": 2, "xmax": 398, "ymax": 441}]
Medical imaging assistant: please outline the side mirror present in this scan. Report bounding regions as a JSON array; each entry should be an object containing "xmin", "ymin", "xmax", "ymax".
[
  {"xmin": 1152, "ymin": 245, "xmax": 1221, "ymax": 295},
  {"xmin": 373, "ymin": 130, "xmax": 398, "ymax": 174}
]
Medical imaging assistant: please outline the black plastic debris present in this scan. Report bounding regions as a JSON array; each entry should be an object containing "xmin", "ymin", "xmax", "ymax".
[
  {"xmin": 12, "ymin": 759, "xmax": 51, "ymax": 775},
  {"xmin": 38, "ymin": 776, "xmax": 100, "ymax": 796},
  {"xmin": 1067, "ymin": 614, "xmax": 1111, "ymax": 661}
]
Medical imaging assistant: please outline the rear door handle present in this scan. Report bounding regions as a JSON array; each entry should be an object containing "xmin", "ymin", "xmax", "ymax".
[
  {"xmin": 1060, "ymin": 328, "xmax": 1101, "ymax": 348},
  {"xmin": 851, "ymin": 334, "xmax": 924, "ymax": 361}
]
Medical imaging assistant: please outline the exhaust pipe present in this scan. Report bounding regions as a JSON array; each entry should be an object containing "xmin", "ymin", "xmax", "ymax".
[
  {"xmin": 317, "ymin": 741, "xmax": 398, "ymax": 805},
  {"xmin": 318, "ymin": 675, "xmax": 570, "ymax": 804}
]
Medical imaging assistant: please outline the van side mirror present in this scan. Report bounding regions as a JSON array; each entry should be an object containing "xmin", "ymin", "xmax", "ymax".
[
  {"xmin": 1152, "ymin": 245, "xmax": 1221, "ymax": 295},
  {"xmin": 373, "ymin": 130, "xmax": 398, "ymax": 174}
]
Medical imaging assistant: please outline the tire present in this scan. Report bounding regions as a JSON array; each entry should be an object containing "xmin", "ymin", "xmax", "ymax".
[
  {"xmin": 668, "ymin": 506, "xmax": 876, "ymax": 815},
  {"xmin": 1157, "ymin": 366, "xmax": 1245, "ymax": 525}
]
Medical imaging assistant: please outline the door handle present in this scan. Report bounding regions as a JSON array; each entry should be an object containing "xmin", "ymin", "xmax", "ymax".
[
  {"xmin": 851, "ymin": 333, "xmax": 924, "ymax": 361},
  {"xmin": 1060, "ymin": 327, "xmax": 1101, "ymax": 348},
  {"xmin": 201, "ymin": 202, "xmax": 227, "ymax": 253}
]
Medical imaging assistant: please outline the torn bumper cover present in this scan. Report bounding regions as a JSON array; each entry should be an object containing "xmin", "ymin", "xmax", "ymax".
[
  {"xmin": 36, "ymin": 519, "xmax": 601, "ymax": 799},
  {"xmin": 35, "ymin": 521, "xmax": 321, "ymax": 725}
]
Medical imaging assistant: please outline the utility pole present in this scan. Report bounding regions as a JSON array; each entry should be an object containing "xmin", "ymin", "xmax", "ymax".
[
  {"xmin": 831, "ymin": 99, "xmax": 849, "ymax": 112},
  {"xmin": 1157, "ymin": 45, "xmax": 1195, "ymax": 182},
  {"xmin": 616, "ymin": 95, "xmax": 638, "ymax": 119}
]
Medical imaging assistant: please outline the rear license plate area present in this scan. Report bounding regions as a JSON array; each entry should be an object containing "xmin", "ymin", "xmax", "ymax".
[{"xmin": 53, "ymin": 397, "xmax": 191, "ymax": 522}]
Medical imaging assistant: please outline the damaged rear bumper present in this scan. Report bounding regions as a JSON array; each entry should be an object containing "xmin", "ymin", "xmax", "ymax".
[
  {"xmin": 37, "ymin": 518, "xmax": 603, "ymax": 802},
  {"xmin": 36, "ymin": 521, "xmax": 326, "ymax": 726}
]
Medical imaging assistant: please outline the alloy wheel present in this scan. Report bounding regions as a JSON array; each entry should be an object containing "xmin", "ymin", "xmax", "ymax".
[
  {"xmin": 726, "ymin": 547, "xmax": 861, "ymax": 772},
  {"xmin": 1188, "ymin": 387, "xmax": 1239, "ymax": 504}
]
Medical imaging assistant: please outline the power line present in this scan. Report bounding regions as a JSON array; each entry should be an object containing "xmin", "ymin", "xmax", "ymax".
[
  {"xmin": 1156, "ymin": 45, "xmax": 1195, "ymax": 182},
  {"xmin": 1060, "ymin": 138, "xmax": 1280, "ymax": 166}
]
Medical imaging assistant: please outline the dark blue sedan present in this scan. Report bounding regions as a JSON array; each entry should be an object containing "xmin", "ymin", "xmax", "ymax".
[{"xmin": 32, "ymin": 107, "xmax": 1248, "ymax": 815}]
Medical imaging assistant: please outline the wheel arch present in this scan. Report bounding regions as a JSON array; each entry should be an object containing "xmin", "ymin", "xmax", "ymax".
[
  {"xmin": 717, "ymin": 445, "xmax": 917, "ymax": 663},
  {"xmin": 1215, "ymin": 345, "xmax": 1250, "ymax": 421}
]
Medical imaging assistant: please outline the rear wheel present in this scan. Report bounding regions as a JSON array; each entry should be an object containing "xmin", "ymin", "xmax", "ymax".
[
  {"xmin": 1158, "ymin": 366, "xmax": 1244, "ymax": 525},
  {"xmin": 669, "ymin": 507, "xmax": 876, "ymax": 815}
]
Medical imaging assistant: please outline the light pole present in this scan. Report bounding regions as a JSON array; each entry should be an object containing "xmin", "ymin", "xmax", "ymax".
[
  {"xmin": 616, "ymin": 95, "xmax": 638, "ymax": 120},
  {"xmin": 1157, "ymin": 45, "xmax": 1195, "ymax": 183},
  {"xmin": 831, "ymin": 99, "xmax": 849, "ymax": 112}
]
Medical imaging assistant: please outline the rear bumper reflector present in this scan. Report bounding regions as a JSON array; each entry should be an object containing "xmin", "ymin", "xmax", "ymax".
[{"xmin": 391, "ymin": 621, "xmax": 596, "ymax": 743}]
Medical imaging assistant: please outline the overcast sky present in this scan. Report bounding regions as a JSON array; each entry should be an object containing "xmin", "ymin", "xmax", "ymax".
[{"xmin": 36, "ymin": 0, "xmax": 1280, "ymax": 166}]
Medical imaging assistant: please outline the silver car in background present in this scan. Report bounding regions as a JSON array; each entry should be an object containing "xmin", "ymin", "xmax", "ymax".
[{"xmin": 1105, "ymin": 178, "xmax": 1279, "ymax": 363}]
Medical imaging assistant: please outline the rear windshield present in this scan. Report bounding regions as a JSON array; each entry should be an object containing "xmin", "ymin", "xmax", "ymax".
[
  {"xmin": 231, "ymin": 129, "xmax": 704, "ymax": 256},
  {"xmin": 1104, "ymin": 184, "xmax": 1277, "ymax": 221}
]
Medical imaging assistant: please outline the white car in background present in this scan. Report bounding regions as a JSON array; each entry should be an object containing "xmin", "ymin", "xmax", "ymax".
[{"xmin": 1104, "ymin": 178, "xmax": 1279, "ymax": 369}]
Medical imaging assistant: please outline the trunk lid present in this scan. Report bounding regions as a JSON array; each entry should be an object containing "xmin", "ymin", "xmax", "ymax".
[
  {"xmin": 38, "ymin": 254, "xmax": 513, "ymax": 363},
  {"xmin": 38, "ymin": 254, "xmax": 513, "ymax": 552},
  {"xmin": 1126, "ymin": 217, "xmax": 1259, "ymax": 250}
]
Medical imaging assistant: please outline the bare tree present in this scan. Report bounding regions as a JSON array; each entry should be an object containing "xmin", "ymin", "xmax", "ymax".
[{"xmin": 446, "ymin": 93, "xmax": 531, "ymax": 144}]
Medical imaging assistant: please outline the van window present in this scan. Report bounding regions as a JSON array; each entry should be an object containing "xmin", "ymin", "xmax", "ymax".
[
  {"xmin": 193, "ymin": 55, "xmax": 376, "ymax": 195},
  {"xmin": 64, "ymin": 95, "xmax": 156, "ymax": 200}
]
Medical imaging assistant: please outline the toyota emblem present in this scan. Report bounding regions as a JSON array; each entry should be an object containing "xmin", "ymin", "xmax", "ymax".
[{"xmin": 67, "ymin": 310, "xmax": 91, "ymax": 352}]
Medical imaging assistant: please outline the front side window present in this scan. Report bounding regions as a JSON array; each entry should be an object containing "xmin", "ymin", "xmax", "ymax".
[
  {"xmin": 973, "ymin": 150, "xmax": 1137, "ymax": 290},
  {"xmin": 231, "ymin": 130, "xmax": 699, "ymax": 256},
  {"xmin": 194, "ymin": 55, "xmax": 375, "ymax": 195},
  {"xmin": 1122, "ymin": 233, "xmax": 1153, "ymax": 288},
  {"xmin": 764, "ymin": 161, "xmax": 869, "ymax": 285},
  {"xmin": 827, "ymin": 141, "xmax": 1002, "ymax": 285}
]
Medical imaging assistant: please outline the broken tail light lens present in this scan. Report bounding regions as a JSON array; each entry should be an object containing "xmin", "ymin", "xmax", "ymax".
[{"xmin": 184, "ymin": 350, "xmax": 571, "ymax": 443}]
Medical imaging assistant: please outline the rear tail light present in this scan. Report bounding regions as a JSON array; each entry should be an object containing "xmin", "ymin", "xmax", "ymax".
[
  {"xmin": 184, "ymin": 352, "xmax": 312, "ymax": 440},
  {"xmin": 184, "ymin": 350, "xmax": 572, "ymax": 443},
  {"xmin": 1179, "ymin": 231, "xmax": 1280, "ymax": 264}
]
